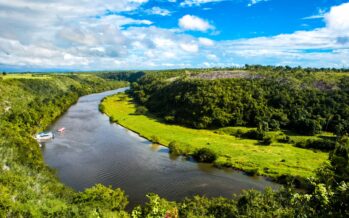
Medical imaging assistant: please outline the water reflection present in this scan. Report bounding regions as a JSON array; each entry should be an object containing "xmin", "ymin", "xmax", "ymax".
[{"xmin": 43, "ymin": 88, "xmax": 279, "ymax": 208}]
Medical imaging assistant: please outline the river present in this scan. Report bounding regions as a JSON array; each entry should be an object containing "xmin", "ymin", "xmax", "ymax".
[{"xmin": 43, "ymin": 88, "xmax": 279, "ymax": 208}]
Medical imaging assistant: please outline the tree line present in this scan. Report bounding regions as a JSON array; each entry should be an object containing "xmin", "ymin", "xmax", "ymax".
[{"xmin": 131, "ymin": 69, "xmax": 349, "ymax": 137}]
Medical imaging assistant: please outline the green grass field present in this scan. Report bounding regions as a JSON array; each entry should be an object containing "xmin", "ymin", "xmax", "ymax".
[
  {"xmin": 101, "ymin": 93, "xmax": 329, "ymax": 180},
  {"xmin": 1, "ymin": 74, "xmax": 51, "ymax": 80}
]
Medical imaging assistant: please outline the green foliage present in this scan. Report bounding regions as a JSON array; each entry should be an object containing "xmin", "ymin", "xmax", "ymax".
[
  {"xmin": 277, "ymin": 135, "xmax": 292, "ymax": 143},
  {"xmin": 193, "ymin": 148, "xmax": 217, "ymax": 163},
  {"xmin": 98, "ymin": 71, "xmax": 145, "ymax": 82},
  {"xmin": 168, "ymin": 141, "xmax": 183, "ymax": 155},
  {"xmin": 135, "ymin": 106, "xmax": 148, "ymax": 115},
  {"xmin": 73, "ymin": 184, "xmax": 128, "ymax": 212},
  {"xmin": 131, "ymin": 193, "xmax": 177, "ymax": 218},
  {"xmin": 131, "ymin": 68, "xmax": 349, "ymax": 137},
  {"xmin": 241, "ymin": 129, "xmax": 265, "ymax": 140},
  {"xmin": 330, "ymin": 138, "xmax": 349, "ymax": 182},
  {"xmin": 102, "ymin": 93, "xmax": 328, "ymax": 180},
  {"xmin": 0, "ymin": 74, "xmax": 128, "ymax": 217},
  {"xmin": 150, "ymin": 135, "xmax": 160, "ymax": 144},
  {"xmin": 260, "ymin": 135, "xmax": 272, "ymax": 145},
  {"xmin": 2, "ymin": 69, "xmax": 349, "ymax": 217},
  {"xmin": 296, "ymin": 139, "xmax": 336, "ymax": 151}
]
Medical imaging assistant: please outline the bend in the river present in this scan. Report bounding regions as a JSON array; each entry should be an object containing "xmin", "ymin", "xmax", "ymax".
[{"xmin": 43, "ymin": 88, "xmax": 279, "ymax": 208}]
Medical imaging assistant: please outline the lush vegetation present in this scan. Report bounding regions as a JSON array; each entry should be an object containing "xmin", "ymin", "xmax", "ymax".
[
  {"xmin": 131, "ymin": 67, "xmax": 349, "ymax": 137},
  {"xmin": 101, "ymin": 93, "xmax": 327, "ymax": 181},
  {"xmin": 0, "ymin": 73, "xmax": 130, "ymax": 216},
  {"xmin": 1, "ymin": 68, "xmax": 349, "ymax": 217}
]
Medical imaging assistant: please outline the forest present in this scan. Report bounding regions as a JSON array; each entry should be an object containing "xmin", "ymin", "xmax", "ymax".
[
  {"xmin": 131, "ymin": 67, "xmax": 349, "ymax": 137},
  {"xmin": 0, "ymin": 69, "xmax": 348, "ymax": 217}
]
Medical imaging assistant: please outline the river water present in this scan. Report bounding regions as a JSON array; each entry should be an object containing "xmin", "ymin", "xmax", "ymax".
[{"xmin": 43, "ymin": 88, "xmax": 278, "ymax": 208}]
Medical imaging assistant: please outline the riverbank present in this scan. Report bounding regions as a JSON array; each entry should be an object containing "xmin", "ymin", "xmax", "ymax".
[
  {"xmin": 0, "ymin": 74, "xmax": 129, "ymax": 216},
  {"xmin": 101, "ymin": 93, "xmax": 328, "ymax": 181}
]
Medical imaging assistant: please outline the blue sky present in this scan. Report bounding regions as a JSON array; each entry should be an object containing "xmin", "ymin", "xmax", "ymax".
[
  {"xmin": 0, "ymin": 0, "xmax": 348, "ymax": 71},
  {"xmin": 127, "ymin": 0, "xmax": 339, "ymax": 39}
]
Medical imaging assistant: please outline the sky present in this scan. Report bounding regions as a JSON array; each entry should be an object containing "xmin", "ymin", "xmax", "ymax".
[{"xmin": 0, "ymin": 0, "xmax": 349, "ymax": 71}]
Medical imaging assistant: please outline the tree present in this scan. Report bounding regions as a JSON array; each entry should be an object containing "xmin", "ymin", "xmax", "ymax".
[{"xmin": 73, "ymin": 184, "xmax": 128, "ymax": 212}]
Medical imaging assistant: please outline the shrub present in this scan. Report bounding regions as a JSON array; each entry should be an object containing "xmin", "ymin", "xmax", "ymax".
[
  {"xmin": 135, "ymin": 106, "xmax": 148, "ymax": 115},
  {"xmin": 109, "ymin": 116, "xmax": 118, "ymax": 123},
  {"xmin": 73, "ymin": 184, "xmax": 128, "ymax": 212},
  {"xmin": 150, "ymin": 135, "xmax": 160, "ymax": 144},
  {"xmin": 193, "ymin": 148, "xmax": 217, "ymax": 163},
  {"xmin": 99, "ymin": 104, "xmax": 105, "ymax": 113},
  {"xmin": 164, "ymin": 115, "xmax": 175, "ymax": 123},
  {"xmin": 245, "ymin": 168, "xmax": 258, "ymax": 176},
  {"xmin": 242, "ymin": 129, "xmax": 265, "ymax": 140},
  {"xmin": 295, "ymin": 139, "xmax": 335, "ymax": 151},
  {"xmin": 260, "ymin": 136, "xmax": 272, "ymax": 145},
  {"xmin": 293, "ymin": 119, "xmax": 322, "ymax": 135},
  {"xmin": 277, "ymin": 135, "xmax": 291, "ymax": 143},
  {"xmin": 168, "ymin": 141, "xmax": 182, "ymax": 155},
  {"xmin": 269, "ymin": 119, "xmax": 280, "ymax": 131}
]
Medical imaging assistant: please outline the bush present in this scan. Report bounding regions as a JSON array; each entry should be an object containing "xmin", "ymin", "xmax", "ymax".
[
  {"xmin": 109, "ymin": 116, "xmax": 118, "ymax": 123},
  {"xmin": 295, "ymin": 139, "xmax": 335, "ymax": 151},
  {"xmin": 293, "ymin": 119, "xmax": 322, "ymax": 135},
  {"xmin": 242, "ymin": 129, "xmax": 265, "ymax": 140},
  {"xmin": 150, "ymin": 135, "xmax": 160, "ymax": 144},
  {"xmin": 277, "ymin": 135, "xmax": 291, "ymax": 143},
  {"xmin": 73, "ymin": 184, "xmax": 128, "ymax": 212},
  {"xmin": 193, "ymin": 148, "xmax": 217, "ymax": 163},
  {"xmin": 99, "ymin": 104, "xmax": 105, "ymax": 113},
  {"xmin": 168, "ymin": 141, "xmax": 182, "ymax": 155},
  {"xmin": 260, "ymin": 136, "xmax": 272, "ymax": 145},
  {"xmin": 135, "ymin": 106, "xmax": 148, "ymax": 115},
  {"xmin": 164, "ymin": 115, "xmax": 175, "ymax": 123},
  {"xmin": 245, "ymin": 168, "xmax": 258, "ymax": 176}
]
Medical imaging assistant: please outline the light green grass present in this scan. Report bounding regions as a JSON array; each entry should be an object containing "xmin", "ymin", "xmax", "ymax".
[
  {"xmin": 102, "ymin": 93, "xmax": 329, "ymax": 179},
  {"xmin": 1, "ymin": 74, "xmax": 51, "ymax": 80}
]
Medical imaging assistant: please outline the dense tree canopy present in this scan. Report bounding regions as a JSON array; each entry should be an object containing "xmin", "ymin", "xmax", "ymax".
[
  {"xmin": 1, "ymin": 69, "xmax": 348, "ymax": 217},
  {"xmin": 131, "ymin": 68, "xmax": 349, "ymax": 137}
]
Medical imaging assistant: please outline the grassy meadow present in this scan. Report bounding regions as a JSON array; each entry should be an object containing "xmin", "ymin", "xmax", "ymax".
[{"xmin": 101, "ymin": 93, "xmax": 329, "ymax": 180}]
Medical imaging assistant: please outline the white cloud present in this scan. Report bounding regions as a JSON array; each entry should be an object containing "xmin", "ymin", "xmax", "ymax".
[
  {"xmin": 180, "ymin": 43, "xmax": 199, "ymax": 52},
  {"xmin": 146, "ymin": 7, "xmax": 171, "ymax": 16},
  {"xmin": 302, "ymin": 9, "xmax": 326, "ymax": 20},
  {"xmin": 180, "ymin": 0, "xmax": 224, "ymax": 7},
  {"xmin": 212, "ymin": 2, "xmax": 349, "ymax": 68},
  {"xmin": 325, "ymin": 3, "xmax": 349, "ymax": 31},
  {"xmin": 247, "ymin": 0, "xmax": 269, "ymax": 7},
  {"xmin": 179, "ymin": 15, "xmax": 214, "ymax": 32},
  {"xmin": 0, "ymin": 1, "xmax": 349, "ymax": 70},
  {"xmin": 199, "ymin": 37, "xmax": 215, "ymax": 46}
]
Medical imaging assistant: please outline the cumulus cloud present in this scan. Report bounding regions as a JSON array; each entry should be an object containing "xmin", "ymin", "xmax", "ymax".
[
  {"xmin": 146, "ymin": 7, "xmax": 172, "ymax": 16},
  {"xmin": 325, "ymin": 3, "xmax": 349, "ymax": 31},
  {"xmin": 0, "ymin": 1, "xmax": 348, "ymax": 70},
  {"xmin": 199, "ymin": 37, "xmax": 215, "ymax": 46},
  {"xmin": 213, "ymin": 2, "xmax": 349, "ymax": 68},
  {"xmin": 180, "ymin": 0, "xmax": 225, "ymax": 7},
  {"xmin": 179, "ymin": 15, "xmax": 214, "ymax": 32}
]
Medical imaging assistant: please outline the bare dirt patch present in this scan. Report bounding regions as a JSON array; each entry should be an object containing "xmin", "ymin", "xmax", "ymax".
[{"xmin": 190, "ymin": 71, "xmax": 253, "ymax": 80}]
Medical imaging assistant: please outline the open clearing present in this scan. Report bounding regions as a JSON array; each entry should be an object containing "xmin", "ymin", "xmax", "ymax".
[{"xmin": 102, "ymin": 93, "xmax": 329, "ymax": 180}]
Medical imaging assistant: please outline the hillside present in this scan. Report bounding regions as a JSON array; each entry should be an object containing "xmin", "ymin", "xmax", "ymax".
[{"xmin": 0, "ymin": 74, "xmax": 130, "ymax": 216}]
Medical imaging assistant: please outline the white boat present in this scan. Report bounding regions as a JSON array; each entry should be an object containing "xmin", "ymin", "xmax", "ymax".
[
  {"xmin": 58, "ymin": 127, "xmax": 65, "ymax": 133},
  {"xmin": 35, "ymin": 132, "xmax": 54, "ymax": 141}
]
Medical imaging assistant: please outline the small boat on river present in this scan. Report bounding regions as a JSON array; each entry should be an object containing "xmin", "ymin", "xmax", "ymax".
[{"xmin": 35, "ymin": 132, "xmax": 54, "ymax": 141}]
